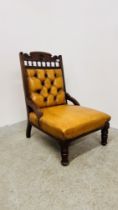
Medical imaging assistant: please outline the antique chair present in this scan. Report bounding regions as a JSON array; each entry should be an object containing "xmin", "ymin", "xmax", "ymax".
[{"xmin": 19, "ymin": 51, "xmax": 111, "ymax": 166}]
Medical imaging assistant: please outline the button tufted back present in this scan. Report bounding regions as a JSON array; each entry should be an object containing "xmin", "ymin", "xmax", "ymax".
[{"xmin": 27, "ymin": 68, "xmax": 66, "ymax": 108}]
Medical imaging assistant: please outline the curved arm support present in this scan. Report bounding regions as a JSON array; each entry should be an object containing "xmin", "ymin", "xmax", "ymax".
[
  {"xmin": 66, "ymin": 93, "xmax": 80, "ymax": 106},
  {"xmin": 26, "ymin": 98, "xmax": 43, "ymax": 119}
]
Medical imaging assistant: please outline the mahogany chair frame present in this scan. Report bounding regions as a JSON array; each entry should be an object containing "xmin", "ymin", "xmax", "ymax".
[{"xmin": 19, "ymin": 51, "xmax": 110, "ymax": 166}]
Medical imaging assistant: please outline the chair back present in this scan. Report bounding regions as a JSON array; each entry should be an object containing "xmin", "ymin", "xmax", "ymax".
[{"xmin": 19, "ymin": 52, "xmax": 66, "ymax": 108}]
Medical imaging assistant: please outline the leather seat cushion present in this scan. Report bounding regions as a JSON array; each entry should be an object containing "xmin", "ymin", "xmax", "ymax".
[{"xmin": 29, "ymin": 105, "xmax": 111, "ymax": 140}]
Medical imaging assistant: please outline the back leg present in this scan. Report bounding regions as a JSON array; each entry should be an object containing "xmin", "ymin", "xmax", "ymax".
[
  {"xmin": 26, "ymin": 121, "xmax": 32, "ymax": 138},
  {"xmin": 101, "ymin": 121, "xmax": 110, "ymax": 145}
]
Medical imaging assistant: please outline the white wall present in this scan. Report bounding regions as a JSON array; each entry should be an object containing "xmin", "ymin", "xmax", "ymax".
[{"xmin": 0, "ymin": 0, "xmax": 118, "ymax": 128}]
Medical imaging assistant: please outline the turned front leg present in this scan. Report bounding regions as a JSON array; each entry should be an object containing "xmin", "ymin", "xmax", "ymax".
[
  {"xmin": 101, "ymin": 121, "xmax": 110, "ymax": 145},
  {"xmin": 60, "ymin": 142, "xmax": 69, "ymax": 166}
]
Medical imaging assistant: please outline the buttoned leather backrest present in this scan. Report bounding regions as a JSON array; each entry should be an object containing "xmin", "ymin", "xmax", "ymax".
[{"xmin": 27, "ymin": 68, "xmax": 66, "ymax": 108}]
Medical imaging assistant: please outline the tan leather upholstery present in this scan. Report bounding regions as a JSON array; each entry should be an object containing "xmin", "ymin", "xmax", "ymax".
[
  {"xmin": 29, "ymin": 105, "xmax": 111, "ymax": 140},
  {"xmin": 27, "ymin": 69, "xmax": 66, "ymax": 108}
]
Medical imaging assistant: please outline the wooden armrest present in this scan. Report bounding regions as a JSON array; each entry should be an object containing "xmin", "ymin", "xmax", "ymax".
[
  {"xmin": 65, "ymin": 93, "xmax": 80, "ymax": 105},
  {"xmin": 26, "ymin": 98, "xmax": 43, "ymax": 118}
]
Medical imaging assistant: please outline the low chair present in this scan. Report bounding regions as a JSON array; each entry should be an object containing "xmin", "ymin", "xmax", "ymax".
[{"xmin": 19, "ymin": 51, "xmax": 111, "ymax": 166}]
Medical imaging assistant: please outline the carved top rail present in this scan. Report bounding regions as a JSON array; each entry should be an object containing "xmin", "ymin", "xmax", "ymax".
[{"xmin": 20, "ymin": 51, "xmax": 61, "ymax": 69}]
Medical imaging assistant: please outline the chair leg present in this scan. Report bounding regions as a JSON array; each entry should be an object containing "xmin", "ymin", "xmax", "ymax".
[
  {"xmin": 26, "ymin": 121, "xmax": 32, "ymax": 138},
  {"xmin": 60, "ymin": 142, "xmax": 69, "ymax": 166},
  {"xmin": 101, "ymin": 121, "xmax": 110, "ymax": 145}
]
